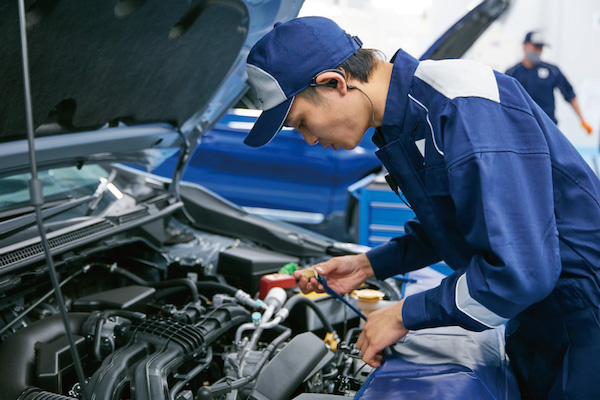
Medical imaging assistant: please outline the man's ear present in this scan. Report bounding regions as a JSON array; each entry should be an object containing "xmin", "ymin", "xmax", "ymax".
[{"xmin": 314, "ymin": 71, "xmax": 349, "ymax": 93}]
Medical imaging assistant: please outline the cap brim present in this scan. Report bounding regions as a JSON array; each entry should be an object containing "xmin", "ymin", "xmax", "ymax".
[
  {"xmin": 244, "ymin": 97, "xmax": 294, "ymax": 147},
  {"xmin": 525, "ymin": 41, "xmax": 547, "ymax": 47}
]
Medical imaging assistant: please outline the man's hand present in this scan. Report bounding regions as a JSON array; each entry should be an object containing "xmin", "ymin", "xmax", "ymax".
[
  {"xmin": 293, "ymin": 253, "xmax": 374, "ymax": 295},
  {"xmin": 356, "ymin": 299, "xmax": 409, "ymax": 367},
  {"xmin": 581, "ymin": 119, "xmax": 593, "ymax": 135}
]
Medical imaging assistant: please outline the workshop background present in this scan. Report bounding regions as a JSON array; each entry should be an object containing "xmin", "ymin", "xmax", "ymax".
[{"xmin": 299, "ymin": 0, "xmax": 600, "ymax": 150}]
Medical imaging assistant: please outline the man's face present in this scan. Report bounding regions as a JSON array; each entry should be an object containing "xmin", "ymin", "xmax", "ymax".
[
  {"xmin": 284, "ymin": 89, "xmax": 370, "ymax": 151},
  {"xmin": 523, "ymin": 42, "xmax": 543, "ymax": 66},
  {"xmin": 524, "ymin": 42, "xmax": 543, "ymax": 56}
]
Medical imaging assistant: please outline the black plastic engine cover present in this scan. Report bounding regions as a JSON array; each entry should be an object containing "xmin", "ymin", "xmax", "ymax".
[
  {"xmin": 250, "ymin": 331, "xmax": 329, "ymax": 400},
  {"xmin": 218, "ymin": 246, "xmax": 299, "ymax": 295}
]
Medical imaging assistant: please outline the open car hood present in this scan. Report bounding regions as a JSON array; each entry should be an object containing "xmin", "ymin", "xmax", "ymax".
[
  {"xmin": 420, "ymin": 0, "xmax": 510, "ymax": 60},
  {"xmin": 0, "ymin": 0, "xmax": 303, "ymax": 175}
]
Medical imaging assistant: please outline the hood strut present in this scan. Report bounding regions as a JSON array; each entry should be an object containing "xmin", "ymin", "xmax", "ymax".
[
  {"xmin": 16, "ymin": 0, "xmax": 89, "ymax": 398},
  {"xmin": 170, "ymin": 128, "xmax": 199, "ymax": 225}
]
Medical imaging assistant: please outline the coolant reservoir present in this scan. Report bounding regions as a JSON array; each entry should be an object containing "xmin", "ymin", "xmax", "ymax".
[{"xmin": 352, "ymin": 289, "xmax": 397, "ymax": 327}]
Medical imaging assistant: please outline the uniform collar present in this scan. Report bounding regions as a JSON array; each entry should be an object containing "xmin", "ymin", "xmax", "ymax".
[{"xmin": 372, "ymin": 49, "xmax": 420, "ymax": 147}]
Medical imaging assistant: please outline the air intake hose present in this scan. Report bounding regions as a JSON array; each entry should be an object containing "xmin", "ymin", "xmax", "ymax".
[
  {"xmin": 18, "ymin": 387, "xmax": 75, "ymax": 400},
  {"xmin": 87, "ymin": 303, "xmax": 250, "ymax": 400}
]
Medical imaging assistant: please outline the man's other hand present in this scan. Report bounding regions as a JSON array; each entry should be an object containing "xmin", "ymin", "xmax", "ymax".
[{"xmin": 356, "ymin": 299, "xmax": 409, "ymax": 367}]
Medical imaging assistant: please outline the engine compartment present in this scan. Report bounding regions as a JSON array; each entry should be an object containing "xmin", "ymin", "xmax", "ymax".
[
  {"xmin": 0, "ymin": 168, "xmax": 382, "ymax": 400},
  {"xmin": 0, "ymin": 238, "xmax": 373, "ymax": 400}
]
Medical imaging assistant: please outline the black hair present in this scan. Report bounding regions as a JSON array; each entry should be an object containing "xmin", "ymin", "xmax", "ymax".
[
  {"xmin": 338, "ymin": 48, "xmax": 382, "ymax": 82},
  {"xmin": 298, "ymin": 48, "xmax": 382, "ymax": 103}
]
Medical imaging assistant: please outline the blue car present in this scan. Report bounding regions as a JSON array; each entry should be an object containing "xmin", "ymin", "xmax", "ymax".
[{"xmin": 153, "ymin": 109, "xmax": 382, "ymax": 241}]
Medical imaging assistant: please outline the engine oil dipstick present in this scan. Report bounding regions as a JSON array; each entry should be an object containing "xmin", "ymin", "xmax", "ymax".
[{"xmin": 315, "ymin": 274, "xmax": 367, "ymax": 321}]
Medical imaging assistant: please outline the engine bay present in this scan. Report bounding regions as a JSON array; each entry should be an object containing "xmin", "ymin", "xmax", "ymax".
[
  {"xmin": 0, "ymin": 165, "xmax": 386, "ymax": 400},
  {"xmin": 0, "ymin": 237, "xmax": 375, "ymax": 400}
]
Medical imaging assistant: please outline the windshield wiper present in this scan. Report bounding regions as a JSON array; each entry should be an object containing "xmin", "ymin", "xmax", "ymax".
[
  {"xmin": 0, "ymin": 169, "xmax": 119, "ymax": 239},
  {"xmin": 86, "ymin": 169, "xmax": 118, "ymax": 214},
  {"xmin": 0, "ymin": 195, "xmax": 94, "ymax": 239}
]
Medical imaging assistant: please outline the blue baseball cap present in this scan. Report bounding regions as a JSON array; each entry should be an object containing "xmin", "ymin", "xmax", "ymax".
[
  {"xmin": 244, "ymin": 17, "xmax": 362, "ymax": 147},
  {"xmin": 524, "ymin": 31, "xmax": 547, "ymax": 47}
]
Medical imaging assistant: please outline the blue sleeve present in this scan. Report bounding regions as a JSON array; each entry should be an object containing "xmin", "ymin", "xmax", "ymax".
[
  {"xmin": 366, "ymin": 218, "xmax": 442, "ymax": 280},
  {"xmin": 554, "ymin": 67, "xmax": 576, "ymax": 102},
  {"xmin": 402, "ymin": 100, "xmax": 562, "ymax": 331}
]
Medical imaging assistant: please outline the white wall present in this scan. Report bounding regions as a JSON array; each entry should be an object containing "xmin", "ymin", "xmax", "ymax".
[
  {"xmin": 298, "ymin": 0, "xmax": 472, "ymax": 60},
  {"xmin": 463, "ymin": 0, "xmax": 600, "ymax": 148},
  {"xmin": 298, "ymin": 0, "xmax": 600, "ymax": 148}
]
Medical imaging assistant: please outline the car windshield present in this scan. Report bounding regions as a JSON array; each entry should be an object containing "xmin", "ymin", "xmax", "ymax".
[{"xmin": 0, "ymin": 164, "xmax": 108, "ymax": 209}]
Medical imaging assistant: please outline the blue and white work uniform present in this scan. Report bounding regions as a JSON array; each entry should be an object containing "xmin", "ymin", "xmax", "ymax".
[
  {"xmin": 505, "ymin": 61, "xmax": 575, "ymax": 124},
  {"xmin": 365, "ymin": 49, "xmax": 600, "ymax": 399}
]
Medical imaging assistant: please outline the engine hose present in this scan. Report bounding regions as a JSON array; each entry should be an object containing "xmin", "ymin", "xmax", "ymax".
[
  {"xmin": 107, "ymin": 265, "xmax": 200, "ymax": 304},
  {"xmin": 169, "ymin": 349, "xmax": 213, "ymax": 400},
  {"xmin": 333, "ymin": 326, "xmax": 364, "ymax": 366},
  {"xmin": 344, "ymin": 327, "xmax": 362, "ymax": 343},
  {"xmin": 91, "ymin": 309, "xmax": 146, "ymax": 361},
  {"xmin": 103, "ymin": 264, "xmax": 243, "ymax": 305},
  {"xmin": 202, "ymin": 328, "xmax": 292, "ymax": 398},
  {"xmin": 152, "ymin": 279, "xmax": 200, "ymax": 303},
  {"xmin": 105, "ymin": 264, "xmax": 146, "ymax": 285},
  {"xmin": 194, "ymin": 281, "xmax": 238, "ymax": 297},
  {"xmin": 150, "ymin": 283, "xmax": 244, "ymax": 306},
  {"xmin": 18, "ymin": 387, "xmax": 75, "ymax": 400},
  {"xmin": 0, "ymin": 313, "xmax": 88, "ymax": 400},
  {"xmin": 283, "ymin": 295, "xmax": 336, "ymax": 334},
  {"xmin": 87, "ymin": 304, "xmax": 250, "ymax": 400}
]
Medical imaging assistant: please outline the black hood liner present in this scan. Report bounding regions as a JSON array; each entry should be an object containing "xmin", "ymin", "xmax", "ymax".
[{"xmin": 1, "ymin": 0, "xmax": 249, "ymax": 143}]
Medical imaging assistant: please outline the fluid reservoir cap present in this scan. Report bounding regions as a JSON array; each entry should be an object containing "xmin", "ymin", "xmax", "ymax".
[
  {"xmin": 259, "ymin": 273, "xmax": 296, "ymax": 300},
  {"xmin": 252, "ymin": 311, "xmax": 262, "ymax": 324},
  {"xmin": 352, "ymin": 289, "xmax": 385, "ymax": 303}
]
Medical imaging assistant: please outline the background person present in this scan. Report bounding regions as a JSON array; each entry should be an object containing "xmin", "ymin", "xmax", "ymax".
[{"xmin": 505, "ymin": 31, "xmax": 593, "ymax": 134}]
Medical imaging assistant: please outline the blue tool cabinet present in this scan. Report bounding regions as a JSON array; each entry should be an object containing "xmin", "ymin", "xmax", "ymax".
[{"xmin": 355, "ymin": 181, "xmax": 414, "ymax": 248}]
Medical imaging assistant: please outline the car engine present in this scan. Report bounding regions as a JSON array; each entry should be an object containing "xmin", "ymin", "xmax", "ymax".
[{"xmin": 0, "ymin": 166, "xmax": 388, "ymax": 400}]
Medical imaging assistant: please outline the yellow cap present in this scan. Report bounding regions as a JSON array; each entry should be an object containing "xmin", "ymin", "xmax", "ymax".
[
  {"xmin": 324, "ymin": 332, "xmax": 338, "ymax": 352},
  {"xmin": 352, "ymin": 289, "xmax": 385, "ymax": 303}
]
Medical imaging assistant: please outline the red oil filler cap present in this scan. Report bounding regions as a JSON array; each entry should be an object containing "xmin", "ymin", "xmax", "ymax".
[{"xmin": 259, "ymin": 273, "xmax": 296, "ymax": 300}]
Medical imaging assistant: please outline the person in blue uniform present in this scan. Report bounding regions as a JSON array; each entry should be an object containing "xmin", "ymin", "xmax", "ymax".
[
  {"xmin": 505, "ymin": 31, "xmax": 592, "ymax": 134},
  {"xmin": 243, "ymin": 17, "xmax": 600, "ymax": 399}
]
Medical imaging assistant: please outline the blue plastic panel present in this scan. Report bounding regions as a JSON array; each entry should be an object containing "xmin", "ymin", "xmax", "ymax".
[{"xmin": 355, "ymin": 328, "xmax": 520, "ymax": 399}]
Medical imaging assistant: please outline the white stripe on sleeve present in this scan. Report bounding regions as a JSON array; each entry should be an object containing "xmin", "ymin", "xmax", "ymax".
[{"xmin": 455, "ymin": 273, "xmax": 508, "ymax": 328}]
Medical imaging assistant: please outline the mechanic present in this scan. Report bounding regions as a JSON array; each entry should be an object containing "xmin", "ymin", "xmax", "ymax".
[
  {"xmin": 505, "ymin": 31, "xmax": 593, "ymax": 134},
  {"xmin": 243, "ymin": 17, "xmax": 600, "ymax": 399}
]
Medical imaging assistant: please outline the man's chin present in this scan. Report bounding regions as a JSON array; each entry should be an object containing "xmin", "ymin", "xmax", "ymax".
[{"xmin": 342, "ymin": 143, "xmax": 360, "ymax": 151}]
